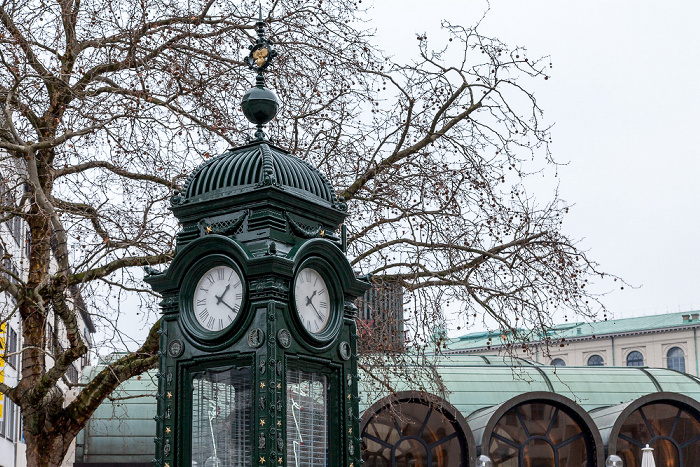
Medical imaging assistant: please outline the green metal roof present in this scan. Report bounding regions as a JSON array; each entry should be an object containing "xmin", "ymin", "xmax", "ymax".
[
  {"xmin": 77, "ymin": 353, "xmax": 700, "ymax": 461},
  {"xmin": 447, "ymin": 310, "xmax": 700, "ymax": 351},
  {"xmin": 359, "ymin": 354, "xmax": 700, "ymax": 417},
  {"xmin": 179, "ymin": 141, "xmax": 340, "ymax": 207}
]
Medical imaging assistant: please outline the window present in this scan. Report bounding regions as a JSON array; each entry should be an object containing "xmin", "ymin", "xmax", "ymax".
[
  {"xmin": 362, "ymin": 395, "xmax": 470, "ymax": 466},
  {"xmin": 616, "ymin": 402, "xmax": 700, "ymax": 467},
  {"xmin": 66, "ymin": 364, "xmax": 78, "ymax": 384},
  {"xmin": 488, "ymin": 402, "xmax": 593, "ymax": 467},
  {"xmin": 7, "ymin": 326, "xmax": 18, "ymax": 368},
  {"xmin": 1, "ymin": 397, "xmax": 16, "ymax": 441},
  {"xmin": 587, "ymin": 355, "xmax": 604, "ymax": 366},
  {"xmin": 551, "ymin": 358, "xmax": 566, "ymax": 367},
  {"xmin": 287, "ymin": 369, "xmax": 328, "ymax": 466},
  {"xmin": 191, "ymin": 366, "xmax": 251, "ymax": 467},
  {"xmin": 667, "ymin": 347, "xmax": 686, "ymax": 372},
  {"xmin": 626, "ymin": 351, "xmax": 644, "ymax": 367}
]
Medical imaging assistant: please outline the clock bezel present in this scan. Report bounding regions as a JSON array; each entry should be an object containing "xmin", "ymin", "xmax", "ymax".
[
  {"xmin": 291, "ymin": 256, "xmax": 341, "ymax": 344},
  {"xmin": 180, "ymin": 254, "xmax": 247, "ymax": 343}
]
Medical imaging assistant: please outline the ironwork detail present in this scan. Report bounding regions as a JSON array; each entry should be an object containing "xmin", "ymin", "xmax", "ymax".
[
  {"xmin": 338, "ymin": 341, "xmax": 351, "ymax": 360},
  {"xmin": 277, "ymin": 329, "xmax": 291, "ymax": 349},
  {"xmin": 167, "ymin": 340, "xmax": 184, "ymax": 358},
  {"xmin": 197, "ymin": 211, "xmax": 248, "ymax": 237},
  {"xmin": 248, "ymin": 328, "xmax": 265, "ymax": 348}
]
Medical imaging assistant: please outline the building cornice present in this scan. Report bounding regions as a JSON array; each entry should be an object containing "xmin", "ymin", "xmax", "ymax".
[{"xmin": 448, "ymin": 323, "xmax": 700, "ymax": 354}]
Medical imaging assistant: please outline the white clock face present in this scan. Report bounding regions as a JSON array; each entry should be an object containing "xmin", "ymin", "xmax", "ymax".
[
  {"xmin": 294, "ymin": 267, "xmax": 330, "ymax": 334},
  {"xmin": 192, "ymin": 265, "xmax": 243, "ymax": 332}
]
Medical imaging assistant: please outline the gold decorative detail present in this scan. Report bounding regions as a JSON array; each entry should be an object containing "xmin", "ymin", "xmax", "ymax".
[
  {"xmin": 205, "ymin": 225, "xmax": 212, "ymax": 234},
  {"xmin": 278, "ymin": 457, "xmax": 283, "ymax": 464},
  {"xmin": 350, "ymin": 463, "xmax": 354, "ymax": 467},
  {"xmin": 259, "ymin": 418, "xmax": 266, "ymax": 427},
  {"xmin": 253, "ymin": 48, "xmax": 269, "ymax": 67},
  {"xmin": 167, "ymin": 392, "xmax": 172, "ymax": 399},
  {"xmin": 347, "ymin": 394, "xmax": 352, "ymax": 400},
  {"xmin": 277, "ymin": 420, "xmax": 281, "ymax": 427},
  {"xmin": 259, "ymin": 456, "xmax": 266, "ymax": 464},
  {"xmin": 165, "ymin": 463, "xmax": 170, "ymax": 467},
  {"xmin": 319, "ymin": 229, "xmax": 325, "ymax": 237},
  {"xmin": 348, "ymin": 427, "xmax": 352, "ymax": 435},
  {"xmin": 165, "ymin": 427, "xmax": 171, "ymax": 434},
  {"xmin": 276, "ymin": 383, "xmax": 281, "ymax": 389},
  {"xmin": 260, "ymin": 381, "xmax": 266, "ymax": 389}
]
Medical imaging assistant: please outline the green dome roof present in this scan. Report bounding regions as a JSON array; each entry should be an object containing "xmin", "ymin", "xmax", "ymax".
[{"xmin": 175, "ymin": 141, "xmax": 343, "ymax": 208}]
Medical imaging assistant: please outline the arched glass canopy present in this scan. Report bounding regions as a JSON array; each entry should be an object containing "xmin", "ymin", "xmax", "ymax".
[
  {"xmin": 487, "ymin": 402, "xmax": 594, "ymax": 467},
  {"xmin": 616, "ymin": 402, "xmax": 700, "ymax": 467},
  {"xmin": 361, "ymin": 393, "xmax": 474, "ymax": 466}
]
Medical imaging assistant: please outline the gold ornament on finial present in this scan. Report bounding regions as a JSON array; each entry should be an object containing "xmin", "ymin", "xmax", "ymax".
[{"xmin": 253, "ymin": 47, "xmax": 269, "ymax": 67}]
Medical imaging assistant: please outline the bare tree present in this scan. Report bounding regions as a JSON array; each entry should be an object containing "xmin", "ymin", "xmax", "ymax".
[{"xmin": 0, "ymin": 0, "xmax": 615, "ymax": 465}]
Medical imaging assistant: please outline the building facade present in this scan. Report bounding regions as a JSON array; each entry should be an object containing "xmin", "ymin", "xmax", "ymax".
[
  {"xmin": 447, "ymin": 311, "xmax": 700, "ymax": 376},
  {"xmin": 0, "ymin": 166, "xmax": 96, "ymax": 467}
]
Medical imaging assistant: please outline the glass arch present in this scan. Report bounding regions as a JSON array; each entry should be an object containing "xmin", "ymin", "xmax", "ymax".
[
  {"xmin": 616, "ymin": 402, "xmax": 700, "ymax": 467},
  {"xmin": 587, "ymin": 355, "xmax": 604, "ymax": 366},
  {"xmin": 361, "ymin": 396, "xmax": 471, "ymax": 466},
  {"xmin": 487, "ymin": 402, "xmax": 594, "ymax": 466},
  {"xmin": 667, "ymin": 347, "xmax": 686, "ymax": 372},
  {"xmin": 550, "ymin": 358, "xmax": 566, "ymax": 367},
  {"xmin": 626, "ymin": 351, "xmax": 644, "ymax": 367}
]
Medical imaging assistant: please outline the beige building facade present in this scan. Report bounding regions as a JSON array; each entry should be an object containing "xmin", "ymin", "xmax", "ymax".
[{"xmin": 447, "ymin": 311, "xmax": 700, "ymax": 376}]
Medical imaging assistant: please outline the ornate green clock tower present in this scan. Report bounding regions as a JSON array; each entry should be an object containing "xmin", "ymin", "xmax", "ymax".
[{"xmin": 145, "ymin": 14, "xmax": 370, "ymax": 467}]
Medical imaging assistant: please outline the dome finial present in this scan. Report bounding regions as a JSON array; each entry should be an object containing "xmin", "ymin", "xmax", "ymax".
[{"xmin": 241, "ymin": 4, "xmax": 279, "ymax": 141}]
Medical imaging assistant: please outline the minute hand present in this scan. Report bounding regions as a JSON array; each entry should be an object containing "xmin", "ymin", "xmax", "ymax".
[
  {"xmin": 309, "ymin": 301, "xmax": 324, "ymax": 321},
  {"xmin": 219, "ymin": 299, "xmax": 238, "ymax": 314}
]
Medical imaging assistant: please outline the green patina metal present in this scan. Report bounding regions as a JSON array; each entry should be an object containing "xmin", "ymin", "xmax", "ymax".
[
  {"xmin": 75, "ymin": 354, "xmax": 700, "ymax": 464},
  {"xmin": 144, "ymin": 12, "xmax": 369, "ymax": 467}
]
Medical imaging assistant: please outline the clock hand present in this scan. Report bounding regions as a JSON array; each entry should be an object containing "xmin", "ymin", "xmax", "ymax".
[
  {"xmin": 305, "ymin": 290, "xmax": 317, "ymax": 306},
  {"xmin": 309, "ymin": 301, "xmax": 324, "ymax": 321},
  {"xmin": 219, "ymin": 298, "xmax": 238, "ymax": 314},
  {"xmin": 215, "ymin": 284, "xmax": 231, "ymax": 305}
]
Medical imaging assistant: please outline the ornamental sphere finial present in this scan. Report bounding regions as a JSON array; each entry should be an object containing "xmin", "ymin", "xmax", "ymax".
[{"xmin": 240, "ymin": 5, "xmax": 279, "ymax": 140}]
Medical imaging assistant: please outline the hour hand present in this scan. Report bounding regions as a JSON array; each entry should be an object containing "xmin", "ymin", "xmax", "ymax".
[
  {"xmin": 305, "ymin": 290, "xmax": 317, "ymax": 306},
  {"xmin": 215, "ymin": 284, "xmax": 231, "ymax": 304}
]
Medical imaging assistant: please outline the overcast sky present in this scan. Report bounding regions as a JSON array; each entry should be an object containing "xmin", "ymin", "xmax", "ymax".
[{"xmin": 369, "ymin": 0, "xmax": 700, "ymax": 327}]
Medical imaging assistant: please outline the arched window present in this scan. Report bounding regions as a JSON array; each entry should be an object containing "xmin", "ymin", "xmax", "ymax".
[
  {"xmin": 587, "ymin": 355, "xmax": 604, "ymax": 366},
  {"xmin": 667, "ymin": 347, "xmax": 686, "ymax": 372},
  {"xmin": 616, "ymin": 402, "xmax": 700, "ymax": 467},
  {"xmin": 626, "ymin": 351, "xmax": 644, "ymax": 367},
  {"xmin": 551, "ymin": 358, "xmax": 566, "ymax": 367},
  {"xmin": 361, "ymin": 394, "xmax": 473, "ymax": 466},
  {"xmin": 487, "ymin": 402, "xmax": 594, "ymax": 467}
]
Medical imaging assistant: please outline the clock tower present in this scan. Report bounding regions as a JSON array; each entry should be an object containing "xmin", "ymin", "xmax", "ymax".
[{"xmin": 145, "ymin": 12, "xmax": 370, "ymax": 467}]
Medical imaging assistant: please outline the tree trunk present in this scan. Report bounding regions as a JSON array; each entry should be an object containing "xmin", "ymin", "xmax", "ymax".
[{"xmin": 24, "ymin": 425, "xmax": 79, "ymax": 467}]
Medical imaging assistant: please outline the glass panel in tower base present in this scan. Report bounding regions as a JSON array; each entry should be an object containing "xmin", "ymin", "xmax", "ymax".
[
  {"xmin": 287, "ymin": 369, "xmax": 328, "ymax": 467},
  {"xmin": 191, "ymin": 366, "xmax": 251, "ymax": 467}
]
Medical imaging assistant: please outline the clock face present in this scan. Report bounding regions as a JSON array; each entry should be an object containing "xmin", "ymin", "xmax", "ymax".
[
  {"xmin": 192, "ymin": 265, "xmax": 243, "ymax": 332},
  {"xmin": 294, "ymin": 267, "xmax": 330, "ymax": 334}
]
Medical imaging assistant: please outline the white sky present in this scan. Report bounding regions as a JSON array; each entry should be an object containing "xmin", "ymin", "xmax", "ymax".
[
  {"xmin": 370, "ymin": 0, "xmax": 700, "ymax": 326},
  {"xmin": 110, "ymin": 1, "xmax": 700, "ymax": 350}
]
